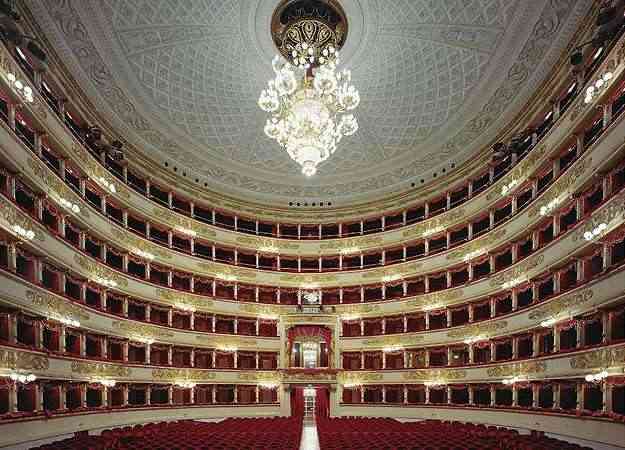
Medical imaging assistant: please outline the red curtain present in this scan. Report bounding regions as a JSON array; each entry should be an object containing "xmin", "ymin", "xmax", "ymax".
[
  {"xmin": 290, "ymin": 387, "xmax": 304, "ymax": 417},
  {"xmin": 315, "ymin": 387, "xmax": 329, "ymax": 418}
]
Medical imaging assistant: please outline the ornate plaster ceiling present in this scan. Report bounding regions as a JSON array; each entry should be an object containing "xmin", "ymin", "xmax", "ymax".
[{"xmin": 27, "ymin": 0, "xmax": 589, "ymax": 206}]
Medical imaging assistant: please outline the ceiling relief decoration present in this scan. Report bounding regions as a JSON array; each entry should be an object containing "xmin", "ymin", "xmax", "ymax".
[{"xmin": 27, "ymin": 0, "xmax": 588, "ymax": 205}]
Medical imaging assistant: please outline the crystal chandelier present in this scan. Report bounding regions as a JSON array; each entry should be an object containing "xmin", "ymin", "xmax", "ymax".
[{"xmin": 259, "ymin": 13, "xmax": 359, "ymax": 177}]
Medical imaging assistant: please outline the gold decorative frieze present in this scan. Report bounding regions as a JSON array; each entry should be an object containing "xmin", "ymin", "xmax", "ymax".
[
  {"xmin": 72, "ymin": 143, "xmax": 129, "ymax": 198},
  {"xmin": 361, "ymin": 262, "xmax": 423, "ymax": 281},
  {"xmin": 279, "ymin": 274, "xmax": 338, "ymax": 286},
  {"xmin": 527, "ymin": 158, "xmax": 590, "ymax": 218},
  {"xmin": 28, "ymin": 158, "xmax": 89, "ymax": 218},
  {"xmin": 197, "ymin": 337, "xmax": 258, "ymax": 348},
  {"xmin": 447, "ymin": 321, "xmax": 508, "ymax": 340},
  {"xmin": 335, "ymin": 304, "xmax": 381, "ymax": 317},
  {"xmin": 572, "ymin": 196, "xmax": 625, "ymax": 242},
  {"xmin": 569, "ymin": 347, "xmax": 625, "ymax": 370},
  {"xmin": 111, "ymin": 227, "xmax": 171, "ymax": 260},
  {"xmin": 403, "ymin": 369, "xmax": 467, "ymax": 381},
  {"xmin": 486, "ymin": 361, "xmax": 546, "ymax": 378},
  {"xmin": 362, "ymin": 335, "xmax": 424, "ymax": 348},
  {"xmin": 406, "ymin": 289, "xmax": 465, "ymax": 310},
  {"xmin": 157, "ymin": 209, "xmax": 215, "ymax": 238},
  {"xmin": 197, "ymin": 263, "xmax": 257, "ymax": 281},
  {"xmin": 238, "ymin": 303, "xmax": 281, "ymax": 318},
  {"xmin": 486, "ymin": 145, "xmax": 547, "ymax": 201},
  {"xmin": 152, "ymin": 368, "xmax": 216, "ymax": 381},
  {"xmin": 0, "ymin": 198, "xmax": 44, "ymax": 241},
  {"xmin": 236, "ymin": 236, "xmax": 299, "ymax": 252},
  {"xmin": 71, "ymin": 361, "xmax": 131, "ymax": 377},
  {"xmin": 319, "ymin": 235, "xmax": 384, "ymax": 253},
  {"xmin": 338, "ymin": 371, "xmax": 383, "ymax": 384},
  {"xmin": 447, "ymin": 229, "xmax": 506, "ymax": 261},
  {"xmin": 527, "ymin": 289, "xmax": 593, "ymax": 321},
  {"xmin": 112, "ymin": 321, "xmax": 174, "ymax": 340},
  {"xmin": 156, "ymin": 289, "xmax": 212, "ymax": 311},
  {"xmin": 489, "ymin": 254, "xmax": 544, "ymax": 288},
  {"xmin": 282, "ymin": 370, "xmax": 337, "ymax": 382},
  {"xmin": 27, "ymin": 290, "xmax": 90, "ymax": 322},
  {"xmin": 238, "ymin": 371, "xmax": 281, "ymax": 382},
  {"xmin": 0, "ymin": 349, "xmax": 49, "ymax": 371},
  {"xmin": 402, "ymin": 209, "xmax": 466, "ymax": 239},
  {"xmin": 74, "ymin": 254, "xmax": 128, "ymax": 288}
]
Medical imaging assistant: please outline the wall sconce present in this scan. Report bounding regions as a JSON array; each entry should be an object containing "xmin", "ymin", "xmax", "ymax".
[
  {"xmin": 97, "ymin": 177, "xmax": 117, "ymax": 194},
  {"xmin": 174, "ymin": 380, "xmax": 197, "ymax": 389},
  {"xmin": 583, "ymin": 222, "xmax": 608, "ymax": 241},
  {"xmin": 5, "ymin": 72, "xmax": 34, "ymax": 103},
  {"xmin": 58, "ymin": 198, "xmax": 80, "ymax": 214},
  {"xmin": 96, "ymin": 379, "xmax": 117, "ymax": 387},
  {"xmin": 6, "ymin": 372, "xmax": 37, "ymax": 384},
  {"xmin": 585, "ymin": 370, "xmax": 609, "ymax": 383},
  {"xmin": 132, "ymin": 248, "xmax": 155, "ymax": 260},
  {"xmin": 175, "ymin": 226, "xmax": 197, "ymax": 237},
  {"xmin": 11, "ymin": 224, "xmax": 35, "ymax": 241}
]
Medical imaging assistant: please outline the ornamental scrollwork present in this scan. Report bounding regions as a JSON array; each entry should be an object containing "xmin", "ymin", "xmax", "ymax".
[
  {"xmin": 236, "ymin": 236, "xmax": 299, "ymax": 252},
  {"xmin": 489, "ymin": 254, "xmax": 544, "ymax": 288},
  {"xmin": 403, "ymin": 369, "xmax": 467, "ymax": 381},
  {"xmin": 0, "ymin": 349, "xmax": 49, "ymax": 371},
  {"xmin": 278, "ymin": 274, "xmax": 338, "ymax": 285},
  {"xmin": 572, "ymin": 196, "xmax": 625, "ymax": 242},
  {"xmin": 402, "ymin": 209, "xmax": 466, "ymax": 240},
  {"xmin": 238, "ymin": 372, "xmax": 281, "ymax": 382},
  {"xmin": 527, "ymin": 158, "xmax": 591, "ymax": 218},
  {"xmin": 156, "ymin": 209, "xmax": 215, "ymax": 237},
  {"xmin": 27, "ymin": 158, "xmax": 89, "ymax": 219},
  {"xmin": 111, "ymin": 227, "xmax": 171, "ymax": 260},
  {"xmin": 486, "ymin": 361, "xmax": 546, "ymax": 378},
  {"xmin": 319, "ymin": 235, "xmax": 384, "ymax": 252},
  {"xmin": 156, "ymin": 289, "xmax": 213, "ymax": 310},
  {"xmin": 238, "ymin": 304, "xmax": 281, "ymax": 317},
  {"xmin": 406, "ymin": 289, "xmax": 465, "ymax": 310},
  {"xmin": 447, "ymin": 321, "xmax": 508, "ymax": 340},
  {"xmin": 27, "ymin": 290, "xmax": 90, "ymax": 322},
  {"xmin": 112, "ymin": 321, "xmax": 174, "ymax": 340},
  {"xmin": 197, "ymin": 263, "xmax": 257, "ymax": 281},
  {"xmin": 527, "ymin": 289, "xmax": 593, "ymax": 321},
  {"xmin": 0, "ymin": 198, "xmax": 44, "ymax": 241},
  {"xmin": 338, "ymin": 371, "xmax": 383, "ymax": 383},
  {"xmin": 74, "ymin": 254, "xmax": 128, "ymax": 288},
  {"xmin": 71, "ymin": 361, "xmax": 130, "ymax": 377},
  {"xmin": 196, "ymin": 337, "xmax": 258, "ymax": 348},
  {"xmin": 361, "ymin": 262, "xmax": 423, "ymax": 280},
  {"xmin": 362, "ymin": 335, "xmax": 424, "ymax": 348},
  {"xmin": 71, "ymin": 143, "xmax": 130, "ymax": 199},
  {"xmin": 486, "ymin": 145, "xmax": 547, "ymax": 202},
  {"xmin": 336, "ymin": 304, "xmax": 381, "ymax": 316},
  {"xmin": 447, "ymin": 229, "xmax": 506, "ymax": 261},
  {"xmin": 569, "ymin": 347, "xmax": 625, "ymax": 370},
  {"xmin": 152, "ymin": 368, "xmax": 216, "ymax": 381}
]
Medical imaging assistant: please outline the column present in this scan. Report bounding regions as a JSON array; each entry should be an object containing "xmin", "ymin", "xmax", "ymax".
[{"xmin": 468, "ymin": 385, "xmax": 474, "ymax": 406}]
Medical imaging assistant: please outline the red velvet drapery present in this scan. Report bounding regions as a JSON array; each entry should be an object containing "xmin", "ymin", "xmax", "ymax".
[
  {"xmin": 290, "ymin": 387, "xmax": 305, "ymax": 417},
  {"xmin": 315, "ymin": 387, "xmax": 329, "ymax": 418}
]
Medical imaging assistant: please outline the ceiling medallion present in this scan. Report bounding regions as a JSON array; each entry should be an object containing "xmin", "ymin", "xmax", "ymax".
[{"xmin": 259, "ymin": 0, "xmax": 359, "ymax": 177}]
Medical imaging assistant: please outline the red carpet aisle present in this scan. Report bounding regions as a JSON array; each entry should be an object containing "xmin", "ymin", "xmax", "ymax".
[
  {"xmin": 30, "ymin": 417, "xmax": 303, "ymax": 450},
  {"xmin": 315, "ymin": 418, "xmax": 594, "ymax": 450}
]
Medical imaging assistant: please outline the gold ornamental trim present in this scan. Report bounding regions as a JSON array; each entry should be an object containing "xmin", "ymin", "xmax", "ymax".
[
  {"xmin": 335, "ymin": 304, "xmax": 381, "ymax": 316},
  {"xmin": 27, "ymin": 290, "xmax": 90, "ymax": 322},
  {"xmin": 489, "ymin": 254, "xmax": 544, "ymax": 288},
  {"xmin": 319, "ymin": 235, "xmax": 384, "ymax": 252},
  {"xmin": 338, "ymin": 371, "xmax": 384, "ymax": 384},
  {"xmin": 196, "ymin": 337, "xmax": 259, "ymax": 348},
  {"xmin": 152, "ymin": 368, "xmax": 216, "ymax": 381},
  {"xmin": 27, "ymin": 158, "xmax": 90, "ymax": 219},
  {"xmin": 402, "ymin": 209, "xmax": 466, "ymax": 239},
  {"xmin": 0, "ymin": 349, "xmax": 49, "ymax": 371},
  {"xmin": 447, "ymin": 229, "xmax": 507, "ymax": 261},
  {"xmin": 569, "ymin": 347, "xmax": 625, "ymax": 370},
  {"xmin": 236, "ymin": 236, "xmax": 299, "ymax": 252},
  {"xmin": 112, "ymin": 321, "xmax": 174, "ymax": 340},
  {"xmin": 361, "ymin": 262, "xmax": 423, "ymax": 280},
  {"xmin": 446, "ymin": 321, "xmax": 508, "ymax": 340},
  {"xmin": 156, "ymin": 209, "xmax": 216, "ymax": 238},
  {"xmin": 238, "ymin": 304, "xmax": 281, "ymax": 317},
  {"xmin": 572, "ymin": 196, "xmax": 625, "ymax": 242},
  {"xmin": 196, "ymin": 263, "xmax": 257, "ymax": 281},
  {"xmin": 238, "ymin": 371, "xmax": 281, "ymax": 382},
  {"xmin": 71, "ymin": 142, "xmax": 130, "ymax": 199},
  {"xmin": 486, "ymin": 145, "xmax": 548, "ymax": 201},
  {"xmin": 156, "ymin": 289, "xmax": 213, "ymax": 310},
  {"xmin": 405, "ymin": 289, "xmax": 465, "ymax": 310},
  {"xmin": 362, "ymin": 335, "xmax": 424, "ymax": 348},
  {"xmin": 74, "ymin": 254, "xmax": 128, "ymax": 288},
  {"xmin": 403, "ymin": 369, "xmax": 467, "ymax": 381},
  {"xmin": 282, "ymin": 371, "xmax": 337, "ymax": 382},
  {"xmin": 278, "ymin": 274, "xmax": 338, "ymax": 285},
  {"xmin": 527, "ymin": 158, "xmax": 591, "ymax": 218},
  {"xmin": 527, "ymin": 289, "xmax": 594, "ymax": 321},
  {"xmin": 111, "ymin": 227, "xmax": 172, "ymax": 260},
  {"xmin": 486, "ymin": 361, "xmax": 546, "ymax": 378},
  {"xmin": 0, "ymin": 198, "xmax": 44, "ymax": 241},
  {"xmin": 71, "ymin": 361, "xmax": 131, "ymax": 377}
]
